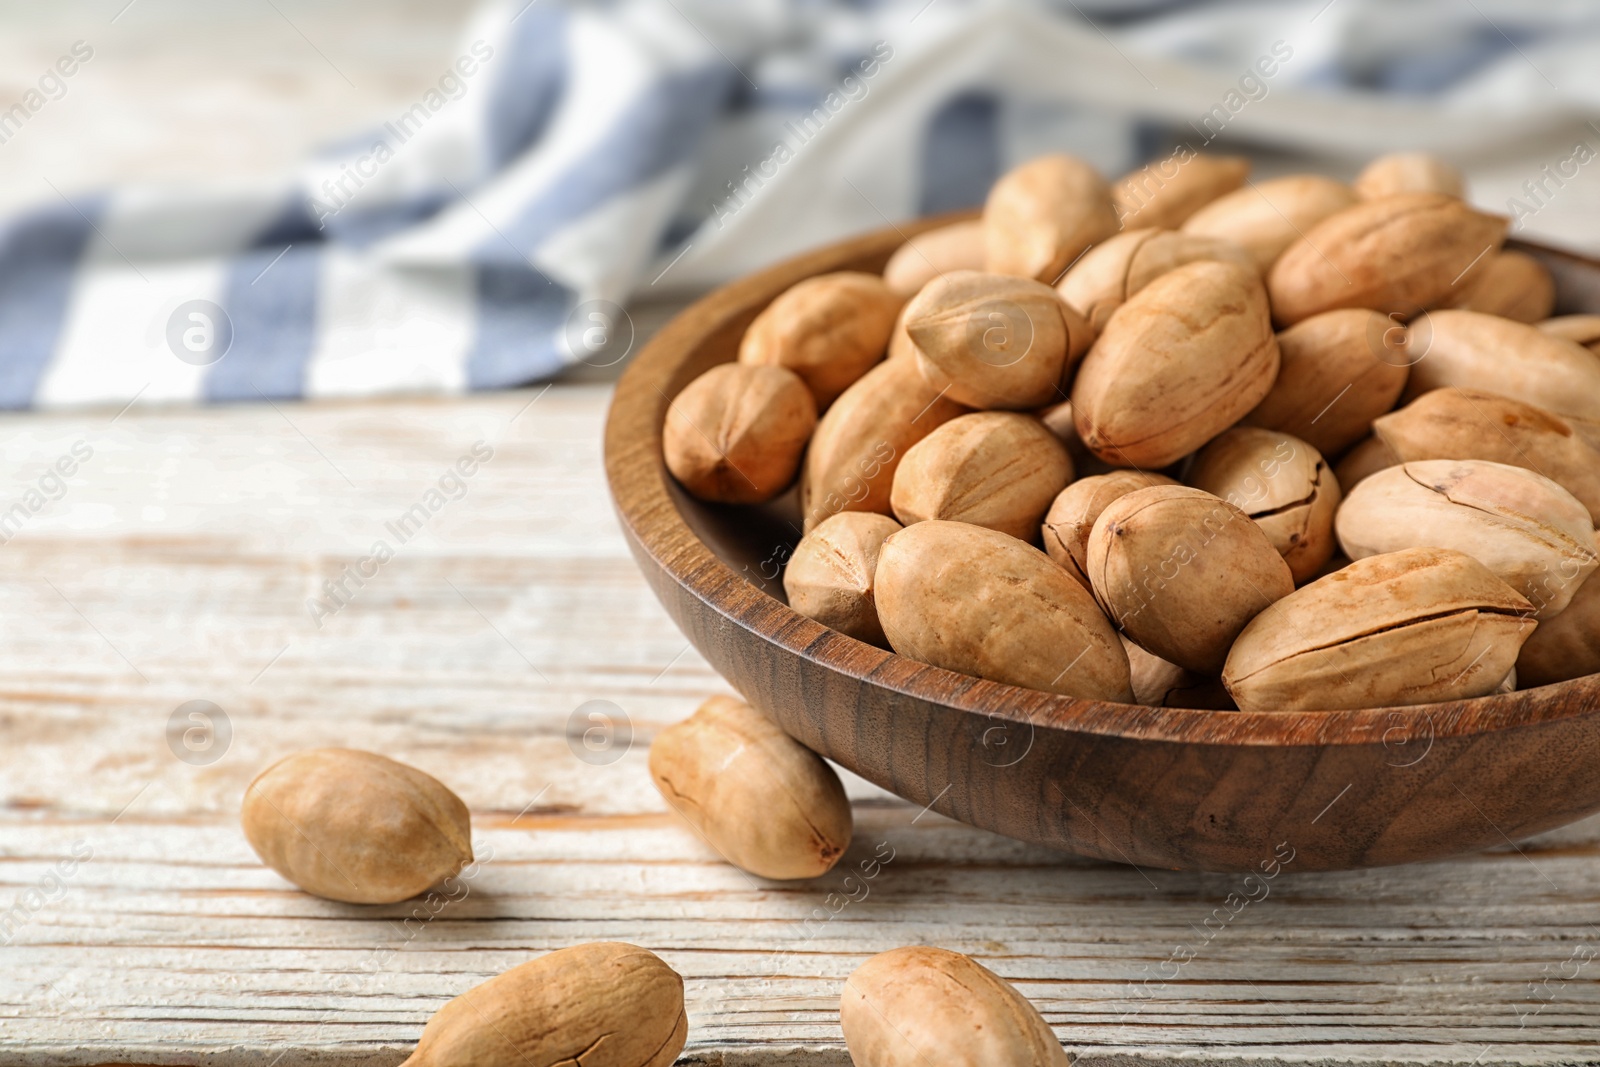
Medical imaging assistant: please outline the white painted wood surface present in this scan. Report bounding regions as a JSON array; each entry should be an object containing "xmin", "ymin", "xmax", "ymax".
[{"xmin": 1, "ymin": 385, "xmax": 1599, "ymax": 1066}]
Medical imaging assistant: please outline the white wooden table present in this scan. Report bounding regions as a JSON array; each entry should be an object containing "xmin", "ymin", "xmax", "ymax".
[{"xmin": 2, "ymin": 381, "xmax": 1599, "ymax": 1066}]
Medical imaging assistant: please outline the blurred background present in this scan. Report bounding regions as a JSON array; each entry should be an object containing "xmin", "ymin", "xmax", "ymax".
[
  {"xmin": 0, "ymin": 2, "xmax": 469, "ymax": 214},
  {"xmin": 3, "ymin": 0, "xmax": 1600, "ymax": 402}
]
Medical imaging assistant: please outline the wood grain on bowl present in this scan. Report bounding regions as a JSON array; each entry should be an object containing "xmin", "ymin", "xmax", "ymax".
[{"xmin": 604, "ymin": 213, "xmax": 1600, "ymax": 873}]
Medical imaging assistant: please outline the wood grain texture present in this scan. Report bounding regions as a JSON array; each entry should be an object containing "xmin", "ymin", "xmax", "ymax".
[
  {"xmin": 605, "ymin": 223, "xmax": 1600, "ymax": 874},
  {"xmin": 1, "ymin": 355, "xmax": 1598, "ymax": 1065}
]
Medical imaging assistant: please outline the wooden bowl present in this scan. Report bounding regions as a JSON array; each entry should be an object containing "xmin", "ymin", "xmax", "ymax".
[{"xmin": 604, "ymin": 214, "xmax": 1600, "ymax": 873}]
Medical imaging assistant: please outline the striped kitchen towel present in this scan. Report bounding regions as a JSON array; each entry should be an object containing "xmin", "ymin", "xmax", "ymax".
[{"xmin": 2, "ymin": 0, "xmax": 1597, "ymax": 409}]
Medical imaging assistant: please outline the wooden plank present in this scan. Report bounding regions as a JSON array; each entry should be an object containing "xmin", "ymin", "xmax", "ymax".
[{"xmin": 2, "ymin": 388, "xmax": 1600, "ymax": 1065}]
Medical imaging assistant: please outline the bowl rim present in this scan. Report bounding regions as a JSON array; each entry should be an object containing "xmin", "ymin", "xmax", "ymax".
[{"xmin": 604, "ymin": 213, "xmax": 1600, "ymax": 750}]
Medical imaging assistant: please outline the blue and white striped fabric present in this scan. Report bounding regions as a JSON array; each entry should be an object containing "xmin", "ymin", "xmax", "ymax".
[{"xmin": 3, "ymin": 0, "xmax": 1597, "ymax": 409}]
